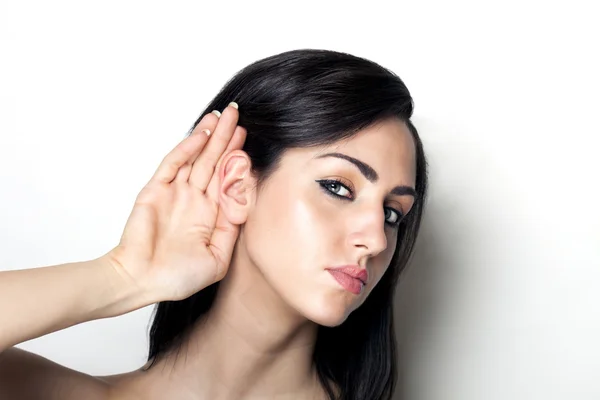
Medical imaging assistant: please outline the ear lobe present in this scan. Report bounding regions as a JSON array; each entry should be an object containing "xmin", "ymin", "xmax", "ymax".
[{"xmin": 218, "ymin": 150, "xmax": 254, "ymax": 225}]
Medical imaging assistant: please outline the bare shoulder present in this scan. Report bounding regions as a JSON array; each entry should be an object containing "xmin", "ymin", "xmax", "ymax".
[{"xmin": 0, "ymin": 347, "xmax": 110, "ymax": 400}]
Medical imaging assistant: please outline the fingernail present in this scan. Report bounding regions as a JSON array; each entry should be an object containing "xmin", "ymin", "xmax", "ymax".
[
  {"xmin": 228, "ymin": 101, "xmax": 238, "ymax": 109},
  {"xmin": 211, "ymin": 110, "xmax": 221, "ymax": 118},
  {"xmin": 201, "ymin": 128, "xmax": 211, "ymax": 136}
]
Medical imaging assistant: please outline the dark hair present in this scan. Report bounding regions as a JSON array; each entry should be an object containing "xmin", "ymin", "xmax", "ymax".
[{"xmin": 146, "ymin": 49, "xmax": 428, "ymax": 400}]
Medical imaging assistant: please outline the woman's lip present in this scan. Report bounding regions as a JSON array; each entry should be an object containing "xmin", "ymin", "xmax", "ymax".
[
  {"xmin": 325, "ymin": 265, "xmax": 368, "ymax": 284},
  {"xmin": 327, "ymin": 270, "xmax": 364, "ymax": 295}
]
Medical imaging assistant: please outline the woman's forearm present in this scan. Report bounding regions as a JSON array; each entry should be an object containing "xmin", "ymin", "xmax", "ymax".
[{"xmin": 0, "ymin": 256, "xmax": 155, "ymax": 352}]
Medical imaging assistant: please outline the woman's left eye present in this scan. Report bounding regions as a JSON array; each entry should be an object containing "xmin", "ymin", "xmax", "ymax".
[
  {"xmin": 317, "ymin": 179, "xmax": 403, "ymax": 228},
  {"xmin": 384, "ymin": 208, "xmax": 402, "ymax": 226}
]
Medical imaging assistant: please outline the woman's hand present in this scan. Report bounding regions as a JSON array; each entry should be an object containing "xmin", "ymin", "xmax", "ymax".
[{"xmin": 105, "ymin": 103, "xmax": 247, "ymax": 301}]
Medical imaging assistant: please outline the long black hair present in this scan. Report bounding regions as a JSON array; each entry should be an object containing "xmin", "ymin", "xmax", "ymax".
[{"xmin": 145, "ymin": 49, "xmax": 428, "ymax": 400}]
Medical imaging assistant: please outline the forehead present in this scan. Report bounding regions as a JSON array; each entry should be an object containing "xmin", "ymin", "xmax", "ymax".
[{"xmin": 300, "ymin": 118, "xmax": 417, "ymax": 185}]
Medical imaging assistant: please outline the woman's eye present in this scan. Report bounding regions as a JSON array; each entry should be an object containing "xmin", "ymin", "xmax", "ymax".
[
  {"xmin": 319, "ymin": 180, "xmax": 352, "ymax": 199},
  {"xmin": 384, "ymin": 208, "xmax": 403, "ymax": 227},
  {"xmin": 318, "ymin": 180, "xmax": 404, "ymax": 228}
]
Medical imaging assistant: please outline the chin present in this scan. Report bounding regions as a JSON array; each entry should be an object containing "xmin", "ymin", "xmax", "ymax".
[
  {"xmin": 299, "ymin": 298, "xmax": 357, "ymax": 327},
  {"xmin": 308, "ymin": 312, "xmax": 349, "ymax": 327}
]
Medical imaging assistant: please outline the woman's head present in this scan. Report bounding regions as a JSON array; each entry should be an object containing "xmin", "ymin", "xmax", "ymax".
[
  {"xmin": 148, "ymin": 49, "xmax": 428, "ymax": 400},
  {"xmin": 219, "ymin": 117, "xmax": 417, "ymax": 327}
]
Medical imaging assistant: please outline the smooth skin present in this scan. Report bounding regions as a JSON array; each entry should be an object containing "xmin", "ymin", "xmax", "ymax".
[
  {"xmin": 0, "ymin": 103, "xmax": 417, "ymax": 400},
  {"xmin": 111, "ymin": 104, "xmax": 248, "ymax": 302},
  {"xmin": 0, "ymin": 103, "xmax": 247, "ymax": 399},
  {"xmin": 100, "ymin": 117, "xmax": 415, "ymax": 400}
]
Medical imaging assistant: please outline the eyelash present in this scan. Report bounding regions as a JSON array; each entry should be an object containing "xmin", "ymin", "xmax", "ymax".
[{"xmin": 317, "ymin": 179, "xmax": 404, "ymax": 228}]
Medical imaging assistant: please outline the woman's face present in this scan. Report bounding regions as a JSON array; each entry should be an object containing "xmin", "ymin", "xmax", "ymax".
[{"xmin": 241, "ymin": 118, "xmax": 417, "ymax": 326}]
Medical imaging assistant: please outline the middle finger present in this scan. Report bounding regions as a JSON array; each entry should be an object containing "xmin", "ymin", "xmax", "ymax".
[
  {"xmin": 174, "ymin": 110, "xmax": 221, "ymax": 183},
  {"xmin": 189, "ymin": 102, "xmax": 239, "ymax": 192}
]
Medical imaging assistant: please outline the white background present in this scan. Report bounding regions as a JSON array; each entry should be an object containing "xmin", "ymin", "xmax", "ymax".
[{"xmin": 1, "ymin": 1, "xmax": 599, "ymax": 399}]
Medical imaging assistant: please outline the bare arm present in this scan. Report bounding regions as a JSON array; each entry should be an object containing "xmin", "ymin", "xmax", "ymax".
[
  {"xmin": 0, "ymin": 104, "xmax": 244, "ymax": 399},
  {"xmin": 0, "ymin": 104, "xmax": 244, "ymax": 353},
  {"xmin": 0, "ymin": 255, "xmax": 154, "ymax": 352}
]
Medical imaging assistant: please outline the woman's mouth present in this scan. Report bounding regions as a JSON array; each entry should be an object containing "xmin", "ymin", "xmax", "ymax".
[{"xmin": 326, "ymin": 270, "xmax": 365, "ymax": 295}]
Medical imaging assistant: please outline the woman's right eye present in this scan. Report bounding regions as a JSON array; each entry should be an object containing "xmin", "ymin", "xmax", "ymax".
[{"xmin": 317, "ymin": 179, "xmax": 353, "ymax": 200}]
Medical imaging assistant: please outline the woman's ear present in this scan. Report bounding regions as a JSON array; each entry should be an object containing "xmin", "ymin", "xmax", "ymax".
[{"xmin": 218, "ymin": 150, "xmax": 255, "ymax": 225}]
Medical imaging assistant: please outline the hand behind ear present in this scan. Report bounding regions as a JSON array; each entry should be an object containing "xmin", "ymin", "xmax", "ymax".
[{"xmin": 104, "ymin": 104, "xmax": 249, "ymax": 302}]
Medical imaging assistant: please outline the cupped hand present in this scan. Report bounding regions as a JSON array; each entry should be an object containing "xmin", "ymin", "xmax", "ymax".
[{"xmin": 105, "ymin": 103, "xmax": 247, "ymax": 301}]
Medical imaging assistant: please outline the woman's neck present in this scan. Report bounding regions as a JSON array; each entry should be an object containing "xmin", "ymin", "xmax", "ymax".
[{"xmin": 142, "ymin": 247, "xmax": 323, "ymax": 399}]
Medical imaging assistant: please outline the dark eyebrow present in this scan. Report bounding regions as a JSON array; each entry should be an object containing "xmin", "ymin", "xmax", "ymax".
[{"xmin": 314, "ymin": 152, "xmax": 417, "ymax": 198}]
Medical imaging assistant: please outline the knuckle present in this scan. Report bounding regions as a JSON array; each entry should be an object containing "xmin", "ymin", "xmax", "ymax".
[
  {"xmin": 135, "ymin": 188, "xmax": 157, "ymax": 205},
  {"xmin": 165, "ymin": 161, "xmax": 181, "ymax": 176},
  {"xmin": 179, "ymin": 143, "xmax": 197, "ymax": 158},
  {"xmin": 136, "ymin": 182, "xmax": 165, "ymax": 204}
]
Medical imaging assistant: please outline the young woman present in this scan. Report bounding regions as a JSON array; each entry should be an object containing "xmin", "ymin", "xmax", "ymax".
[{"xmin": 0, "ymin": 49, "xmax": 428, "ymax": 400}]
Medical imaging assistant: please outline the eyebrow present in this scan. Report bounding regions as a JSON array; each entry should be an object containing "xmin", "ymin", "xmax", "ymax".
[{"xmin": 314, "ymin": 152, "xmax": 417, "ymax": 198}]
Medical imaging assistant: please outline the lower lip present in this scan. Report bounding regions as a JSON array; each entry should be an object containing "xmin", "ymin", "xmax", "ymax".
[{"xmin": 327, "ymin": 270, "xmax": 364, "ymax": 295}]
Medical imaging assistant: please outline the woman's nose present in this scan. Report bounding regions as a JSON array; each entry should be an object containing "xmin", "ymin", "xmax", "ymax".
[{"xmin": 348, "ymin": 208, "xmax": 388, "ymax": 258}]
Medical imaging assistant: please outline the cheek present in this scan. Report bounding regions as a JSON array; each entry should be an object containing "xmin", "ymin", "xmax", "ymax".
[
  {"xmin": 244, "ymin": 183, "xmax": 327, "ymax": 282},
  {"xmin": 243, "ymin": 183, "xmax": 357, "ymax": 324}
]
